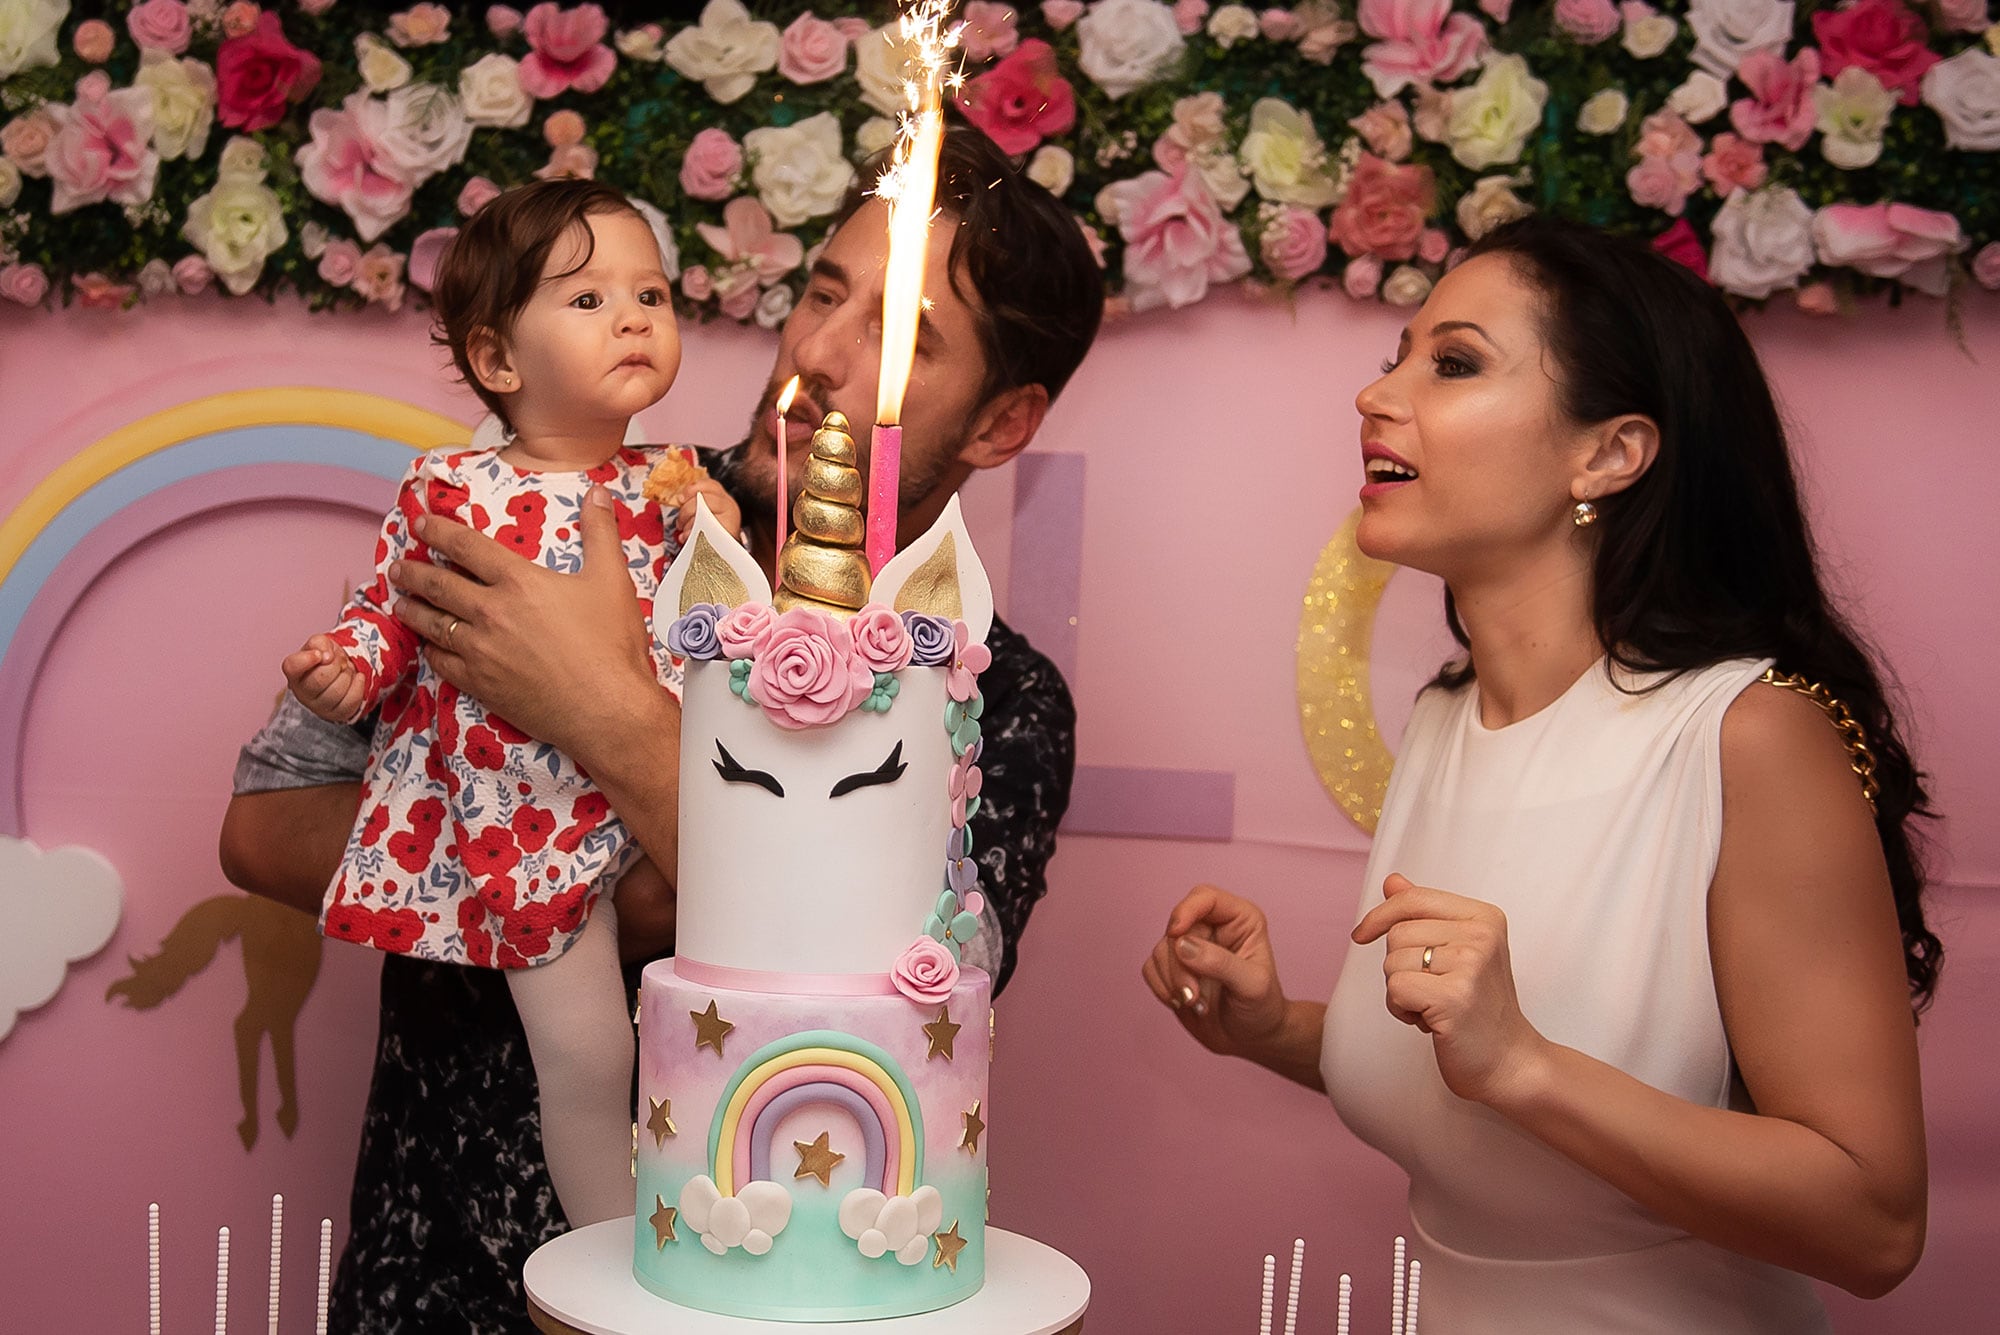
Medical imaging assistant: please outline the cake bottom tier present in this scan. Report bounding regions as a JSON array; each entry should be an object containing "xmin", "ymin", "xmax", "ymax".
[{"xmin": 633, "ymin": 958, "xmax": 990, "ymax": 1321}]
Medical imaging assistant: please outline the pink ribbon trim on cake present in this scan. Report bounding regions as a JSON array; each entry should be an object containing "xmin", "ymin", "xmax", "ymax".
[{"xmin": 674, "ymin": 958, "xmax": 903, "ymax": 996}]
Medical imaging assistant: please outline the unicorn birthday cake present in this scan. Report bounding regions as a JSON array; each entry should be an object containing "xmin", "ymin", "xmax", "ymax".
[{"xmin": 633, "ymin": 416, "xmax": 992, "ymax": 1320}]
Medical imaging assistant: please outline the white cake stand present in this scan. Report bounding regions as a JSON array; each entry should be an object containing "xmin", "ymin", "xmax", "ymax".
[{"xmin": 523, "ymin": 1219, "xmax": 1090, "ymax": 1335}]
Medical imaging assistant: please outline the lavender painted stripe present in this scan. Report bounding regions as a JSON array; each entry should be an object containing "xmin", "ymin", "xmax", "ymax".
[
  {"xmin": 0, "ymin": 464, "xmax": 397, "ymax": 835},
  {"xmin": 747, "ymin": 1084, "xmax": 885, "ymax": 1190},
  {"xmin": 1061, "ymin": 765, "xmax": 1236, "ymax": 842},
  {"xmin": 1005, "ymin": 452, "xmax": 1083, "ymax": 683}
]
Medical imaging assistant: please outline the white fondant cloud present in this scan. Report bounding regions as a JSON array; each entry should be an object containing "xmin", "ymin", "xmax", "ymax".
[
  {"xmin": 838, "ymin": 1184, "xmax": 943, "ymax": 1266},
  {"xmin": 0, "ymin": 838, "xmax": 123, "ymax": 1043},
  {"xmin": 678, "ymin": 1175, "xmax": 793, "ymax": 1257}
]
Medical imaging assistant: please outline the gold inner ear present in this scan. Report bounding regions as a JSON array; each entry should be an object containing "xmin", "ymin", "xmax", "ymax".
[
  {"xmin": 891, "ymin": 531, "xmax": 962, "ymax": 621},
  {"xmin": 680, "ymin": 532, "xmax": 750, "ymax": 615}
]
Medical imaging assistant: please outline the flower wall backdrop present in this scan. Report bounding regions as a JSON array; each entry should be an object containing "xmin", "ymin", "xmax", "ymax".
[{"xmin": 1, "ymin": 0, "xmax": 1996, "ymax": 321}]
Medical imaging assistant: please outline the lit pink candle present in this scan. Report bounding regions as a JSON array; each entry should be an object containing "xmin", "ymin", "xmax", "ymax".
[{"xmin": 775, "ymin": 375, "xmax": 799, "ymax": 557}]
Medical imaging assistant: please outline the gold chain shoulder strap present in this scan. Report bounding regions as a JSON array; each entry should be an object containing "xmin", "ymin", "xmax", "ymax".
[{"xmin": 1758, "ymin": 668, "xmax": 1880, "ymax": 816}]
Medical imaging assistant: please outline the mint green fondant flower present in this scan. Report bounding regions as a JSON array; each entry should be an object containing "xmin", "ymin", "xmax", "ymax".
[
  {"xmin": 728, "ymin": 657, "xmax": 754, "ymax": 701},
  {"xmin": 923, "ymin": 889, "xmax": 981, "ymax": 961},
  {"xmin": 861, "ymin": 670, "xmax": 901, "ymax": 713}
]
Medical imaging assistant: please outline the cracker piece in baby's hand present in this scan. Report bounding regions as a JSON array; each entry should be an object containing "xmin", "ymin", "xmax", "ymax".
[{"xmin": 642, "ymin": 452, "xmax": 707, "ymax": 505}]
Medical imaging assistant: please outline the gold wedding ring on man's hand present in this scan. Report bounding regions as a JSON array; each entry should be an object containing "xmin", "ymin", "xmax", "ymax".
[
  {"xmin": 446, "ymin": 617, "xmax": 461, "ymax": 648},
  {"xmin": 1421, "ymin": 945, "xmax": 1436, "ymax": 973}
]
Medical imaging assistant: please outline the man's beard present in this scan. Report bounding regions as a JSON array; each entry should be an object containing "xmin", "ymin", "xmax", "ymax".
[{"xmin": 738, "ymin": 380, "xmax": 967, "ymax": 518}]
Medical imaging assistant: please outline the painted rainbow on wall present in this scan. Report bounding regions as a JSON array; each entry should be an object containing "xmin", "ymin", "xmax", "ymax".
[
  {"xmin": 0, "ymin": 388, "xmax": 465, "ymax": 835},
  {"xmin": 709, "ymin": 1031, "xmax": 925, "ymax": 1199}
]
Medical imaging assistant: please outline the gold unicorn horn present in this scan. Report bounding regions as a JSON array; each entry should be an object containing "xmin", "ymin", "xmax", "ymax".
[{"xmin": 775, "ymin": 411, "xmax": 871, "ymax": 615}]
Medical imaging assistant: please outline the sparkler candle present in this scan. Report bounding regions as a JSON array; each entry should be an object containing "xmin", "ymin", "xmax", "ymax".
[
  {"xmin": 866, "ymin": 0, "xmax": 957, "ymax": 574},
  {"xmin": 774, "ymin": 375, "xmax": 799, "ymax": 558}
]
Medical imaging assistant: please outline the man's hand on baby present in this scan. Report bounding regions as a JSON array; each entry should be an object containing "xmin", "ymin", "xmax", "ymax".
[
  {"xmin": 673, "ymin": 478, "xmax": 743, "ymax": 547},
  {"xmin": 283, "ymin": 634, "xmax": 367, "ymax": 725}
]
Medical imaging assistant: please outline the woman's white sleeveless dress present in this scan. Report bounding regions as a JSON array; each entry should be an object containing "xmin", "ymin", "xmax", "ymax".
[{"xmin": 1322, "ymin": 658, "xmax": 1832, "ymax": 1333}]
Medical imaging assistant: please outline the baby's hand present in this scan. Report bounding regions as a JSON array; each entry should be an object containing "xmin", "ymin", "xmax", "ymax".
[
  {"xmin": 283, "ymin": 634, "xmax": 368, "ymax": 724},
  {"xmin": 675, "ymin": 477, "xmax": 744, "ymax": 547}
]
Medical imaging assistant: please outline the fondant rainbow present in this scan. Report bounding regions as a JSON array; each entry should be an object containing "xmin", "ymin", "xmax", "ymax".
[
  {"xmin": 0, "ymin": 389, "xmax": 462, "ymax": 834},
  {"xmin": 709, "ymin": 1032, "xmax": 924, "ymax": 1199}
]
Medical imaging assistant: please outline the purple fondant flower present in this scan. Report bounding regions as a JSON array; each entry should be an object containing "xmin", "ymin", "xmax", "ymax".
[
  {"xmin": 891, "ymin": 935, "xmax": 959, "ymax": 1003},
  {"xmin": 902, "ymin": 611, "xmax": 954, "ymax": 666},
  {"xmin": 666, "ymin": 602, "xmax": 725, "ymax": 659},
  {"xmin": 849, "ymin": 603, "xmax": 915, "ymax": 674},
  {"xmin": 715, "ymin": 601, "xmax": 775, "ymax": 658}
]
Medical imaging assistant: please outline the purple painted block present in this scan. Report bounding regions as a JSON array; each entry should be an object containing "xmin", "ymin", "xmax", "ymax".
[{"xmin": 1005, "ymin": 451, "xmax": 1083, "ymax": 684}]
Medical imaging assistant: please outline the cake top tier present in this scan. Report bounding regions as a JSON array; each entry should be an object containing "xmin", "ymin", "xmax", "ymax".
[{"xmin": 656, "ymin": 482, "xmax": 993, "ymax": 1000}]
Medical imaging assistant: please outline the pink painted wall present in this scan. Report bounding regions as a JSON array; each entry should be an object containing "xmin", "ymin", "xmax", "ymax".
[{"xmin": 1, "ymin": 286, "xmax": 1994, "ymax": 1333}]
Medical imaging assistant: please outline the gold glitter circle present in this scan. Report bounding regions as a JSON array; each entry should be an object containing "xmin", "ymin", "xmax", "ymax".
[{"xmin": 1295, "ymin": 507, "xmax": 1398, "ymax": 834}]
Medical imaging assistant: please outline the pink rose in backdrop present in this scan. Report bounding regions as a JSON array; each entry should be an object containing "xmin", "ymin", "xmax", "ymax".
[
  {"xmin": 220, "ymin": 4, "xmax": 262, "ymax": 40},
  {"xmin": 46, "ymin": 74, "xmax": 160, "ymax": 215},
  {"xmin": 172, "ymin": 254, "xmax": 214, "ymax": 295},
  {"xmin": 1702, "ymin": 132, "xmax": 1768, "ymax": 196},
  {"xmin": 1173, "ymin": 0, "xmax": 1211, "ymax": 36},
  {"xmin": 127, "ymin": 0, "xmax": 193, "ymax": 55},
  {"xmin": 1624, "ymin": 109, "xmax": 1701, "ymax": 215},
  {"xmin": 1350, "ymin": 100, "xmax": 1413, "ymax": 160},
  {"xmin": 1930, "ymin": 0, "xmax": 1990, "ymax": 34},
  {"xmin": 0, "ymin": 263, "xmax": 50, "ymax": 306},
  {"xmin": 1099, "ymin": 166, "xmax": 1253, "ymax": 311},
  {"xmin": 1260, "ymin": 205, "xmax": 1330, "ymax": 282},
  {"xmin": 74, "ymin": 272, "xmax": 137, "ymax": 308},
  {"xmin": 1812, "ymin": 202, "xmax": 1964, "ymax": 296},
  {"xmin": 1356, "ymin": 0, "xmax": 1489, "ymax": 98},
  {"xmin": 297, "ymin": 0, "xmax": 338, "ymax": 15},
  {"xmin": 681, "ymin": 265, "xmax": 715, "ymax": 301},
  {"xmin": 543, "ymin": 108, "xmax": 586, "ymax": 146},
  {"xmin": 1329, "ymin": 152, "xmax": 1436, "ymax": 260},
  {"xmin": 353, "ymin": 244, "xmax": 407, "ymax": 309},
  {"xmin": 1342, "ymin": 254, "xmax": 1383, "ymax": 299},
  {"xmin": 1554, "ymin": 0, "xmax": 1620, "ymax": 44},
  {"xmin": 1043, "ymin": 0, "xmax": 1086, "ymax": 31},
  {"xmin": 746, "ymin": 608, "xmax": 875, "ymax": 729},
  {"xmin": 2, "ymin": 109, "xmax": 59, "ymax": 175},
  {"xmin": 778, "ymin": 12, "xmax": 847, "ymax": 84},
  {"xmin": 891, "ymin": 937, "xmax": 959, "ymax": 1004},
  {"xmin": 457, "ymin": 175, "xmax": 500, "ymax": 215},
  {"xmin": 318, "ymin": 237, "xmax": 362, "ymax": 286},
  {"xmin": 1419, "ymin": 226, "xmax": 1450, "ymax": 263},
  {"xmin": 1730, "ymin": 47, "xmax": 1822, "ymax": 150},
  {"xmin": 715, "ymin": 603, "xmax": 776, "ymax": 658},
  {"xmin": 960, "ymin": 1, "xmax": 1022, "ymax": 61},
  {"xmin": 1260, "ymin": 9, "xmax": 1301, "ymax": 41},
  {"xmin": 1479, "ymin": 0, "xmax": 1513, "ymax": 20},
  {"xmin": 488, "ymin": 6, "xmax": 525, "ymax": 37},
  {"xmin": 407, "ymin": 226, "xmax": 456, "ymax": 291},
  {"xmin": 1795, "ymin": 282, "xmax": 1839, "ymax": 314},
  {"xmin": 1812, "ymin": 0, "xmax": 1938, "ymax": 105},
  {"xmin": 831, "ymin": 16, "xmax": 872, "ymax": 43},
  {"xmin": 956, "ymin": 40, "xmax": 1078, "ymax": 156},
  {"xmin": 519, "ymin": 3, "xmax": 617, "ymax": 99},
  {"xmin": 696, "ymin": 196, "xmax": 804, "ymax": 283},
  {"xmin": 537, "ymin": 142, "xmax": 598, "ymax": 179},
  {"xmin": 296, "ymin": 93, "xmax": 416, "ymax": 242},
  {"xmin": 73, "ymin": 19, "xmax": 116, "ymax": 63},
  {"xmin": 680, "ymin": 127, "xmax": 743, "ymax": 200},
  {"xmin": 848, "ymin": 605, "xmax": 915, "ymax": 674},
  {"xmin": 1650, "ymin": 218, "xmax": 1710, "ymax": 280},
  {"xmin": 1974, "ymin": 242, "xmax": 2000, "ymax": 291},
  {"xmin": 216, "ymin": 13, "xmax": 323, "ymax": 132},
  {"xmin": 389, "ymin": 4, "xmax": 453, "ymax": 47}
]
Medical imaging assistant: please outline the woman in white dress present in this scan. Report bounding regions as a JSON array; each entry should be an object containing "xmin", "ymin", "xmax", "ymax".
[{"xmin": 1143, "ymin": 218, "xmax": 1935, "ymax": 1332}]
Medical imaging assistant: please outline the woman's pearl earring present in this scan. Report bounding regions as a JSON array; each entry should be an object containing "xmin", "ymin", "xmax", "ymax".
[{"xmin": 1572, "ymin": 499, "xmax": 1599, "ymax": 528}]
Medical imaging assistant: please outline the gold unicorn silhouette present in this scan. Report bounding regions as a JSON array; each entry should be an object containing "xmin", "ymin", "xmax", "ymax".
[{"xmin": 105, "ymin": 894, "xmax": 323, "ymax": 1150}]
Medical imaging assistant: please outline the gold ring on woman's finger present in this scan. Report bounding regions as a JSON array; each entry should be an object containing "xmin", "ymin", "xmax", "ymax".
[
  {"xmin": 1177, "ymin": 985, "xmax": 1196, "ymax": 1009},
  {"xmin": 446, "ymin": 617, "xmax": 461, "ymax": 648},
  {"xmin": 1422, "ymin": 945, "xmax": 1436, "ymax": 973}
]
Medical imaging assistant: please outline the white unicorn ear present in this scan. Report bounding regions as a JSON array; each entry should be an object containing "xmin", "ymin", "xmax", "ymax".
[
  {"xmin": 870, "ymin": 494, "xmax": 992, "ymax": 642},
  {"xmin": 658, "ymin": 495, "xmax": 771, "ymax": 616}
]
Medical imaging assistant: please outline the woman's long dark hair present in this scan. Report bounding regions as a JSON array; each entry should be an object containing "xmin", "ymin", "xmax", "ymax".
[{"xmin": 1438, "ymin": 216, "xmax": 1940, "ymax": 1011}]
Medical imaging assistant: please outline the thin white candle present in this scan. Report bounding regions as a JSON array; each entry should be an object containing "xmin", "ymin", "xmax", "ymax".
[
  {"xmin": 1404, "ymin": 1259, "xmax": 1422, "ymax": 1335},
  {"xmin": 315, "ymin": 1218, "xmax": 333, "ymax": 1335},
  {"xmin": 268, "ymin": 1194, "xmax": 283, "ymax": 1335},
  {"xmin": 148, "ymin": 1203, "xmax": 161, "ymax": 1335},
  {"xmin": 214, "ymin": 1225, "xmax": 231, "ymax": 1335},
  {"xmin": 1258, "ymin": 1253, "xmax": 1275, "ymax": 1335},
  {"xmin": 1282, "ymin": 1237, "xmax": 1303, "ymax": 1335},
  {"xmin": 1391, "ymin": 1236, "xmax": 1406, "ymax": 1335},
  {"xmin": 1336, "ymin": 1273, "xmax": 1352, "ymax": 1335}
]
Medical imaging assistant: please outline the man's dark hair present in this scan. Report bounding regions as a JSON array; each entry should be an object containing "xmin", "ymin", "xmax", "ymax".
[
  {"xmin": 842, "ymin": 121, "xmax": 1103, "ymax": 405},
  {"xmin": 431, "ymin": 178, "xmax": 646, "ymax": 430}
]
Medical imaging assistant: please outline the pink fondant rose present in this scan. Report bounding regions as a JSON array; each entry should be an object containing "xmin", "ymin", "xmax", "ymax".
[
  {"xmin": 956, "ymin": 39, "xmax": 1078, "ymax": 156},
  {"xmin": 1329, "ymin": 152, "xmax": 1435, "ymax": 260},
  {"xmin": 892, "ymin": 936, "xmax": 960, "ymax": 1004},
  {"xmin": 216, "ymin": 13, "xmax": 323, "ymax": 132},
  {"xmin": 519, "ymin": 3, "xmax": 617, "ymax": 99},
  {"xmin": 849, "ymin": 605, "xmax": 915, "ymax": 674},
  {"xmin": 127, "ymin": 0, "xmax": 193, "ymax": 55},
  {"xmin": 746, "ymin": 608, "xmax": 873, "ymax": 728},
  {"xmin": 1812, "ymin": 0, "xmax": 1938, "ymax": 106},
  {"xmin": 715, "ymin": 602, "xmax": 776, "ymax": 657}
]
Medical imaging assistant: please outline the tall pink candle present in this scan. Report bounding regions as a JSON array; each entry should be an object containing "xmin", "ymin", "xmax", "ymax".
[{"xmin": 867, "ymin": 424, "xmax": 902, "ymax": 574}]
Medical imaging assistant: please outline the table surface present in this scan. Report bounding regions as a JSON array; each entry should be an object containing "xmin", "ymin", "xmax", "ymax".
[{"xmin": 523, "ymin": 1219, "xmax": 1090, "ymax": 1335}]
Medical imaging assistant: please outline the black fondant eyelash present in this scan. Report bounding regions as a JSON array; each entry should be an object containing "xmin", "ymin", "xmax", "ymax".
[
  {"xmin": 830, "ymin": 742, "xmax": 907, "ymax": 799},
  {"xmin": 713, "ymin": 740, "xmax": 783, "ymax": 797}
]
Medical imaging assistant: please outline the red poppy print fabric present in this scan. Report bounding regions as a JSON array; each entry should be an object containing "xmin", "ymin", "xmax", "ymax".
[{"xmin": 319, "ymin": 443, "xmax": 695, "ymax": 968}]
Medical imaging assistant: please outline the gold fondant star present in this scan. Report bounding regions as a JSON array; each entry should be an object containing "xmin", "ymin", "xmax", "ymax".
[
  {"xmin": 960, "ymin": 1100, "xmax": 985, "ymax": 1155},
  {"xmin": 690, "ymin": 1000, "xmax": 734, "ymax": 1056},
  {"xmin": 646, "ymin": 1096, "xmax": 678, "ymax": 1148},
  {"xmin": 793, "ymin": 1131, "xmax": 845, "ymax": 1186},
  {"xmin": 649, "ymin": 1196, "xmax": 678, "ymax": 1248},
  {"xmin": 922, "ymin": 1006, "xmax": 962, "ymax": 1062},
  {"xmin": 932, "ymin": 1220, "xmax": 968, "ymax": 1273}
]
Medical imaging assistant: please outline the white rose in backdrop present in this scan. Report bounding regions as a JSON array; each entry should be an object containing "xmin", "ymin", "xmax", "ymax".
[{"xmin": 743, "ymin": 112, "xmax": 853, "ymax": 227}]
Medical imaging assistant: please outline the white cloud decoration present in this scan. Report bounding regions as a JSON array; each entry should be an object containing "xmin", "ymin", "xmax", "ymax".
[
  {"xmin": 0, "ymin": 837, "xmax": 123, "ymax": 1043},
  {"xmin": 678, "ymin": 1176, "xmax": 793, "ymax": 1256},
  {"xmin": 838, "ymin": 1185, "xmax": 944, "ymax": 1266}
]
